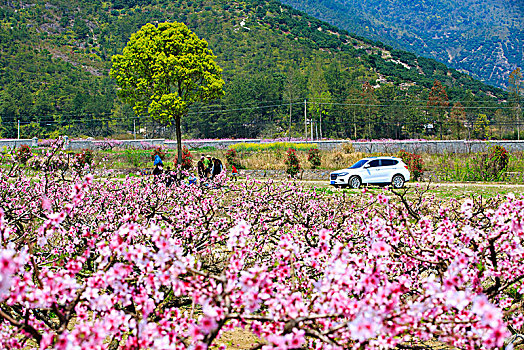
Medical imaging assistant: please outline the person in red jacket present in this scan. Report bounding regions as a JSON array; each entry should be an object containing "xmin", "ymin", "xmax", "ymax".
[{"xmin": 231, "ymin": 165, "xmax": 238, "ymax": 181}]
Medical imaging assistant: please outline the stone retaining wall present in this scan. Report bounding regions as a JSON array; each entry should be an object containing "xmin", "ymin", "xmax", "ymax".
[
  {"xmin": 2, "ymin": 138, "xmax": 524, "ymax": 154},
  {"xmin": 0, "ymin": 138, "xmax": 37, "ymax": 148}
]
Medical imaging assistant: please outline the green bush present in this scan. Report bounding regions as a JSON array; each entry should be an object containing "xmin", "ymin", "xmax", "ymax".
[
  {"xmin": 74, "ymin": 149, "xmax": 94, "ymax": 169},
  {"xmin": 437, "ymin": 146, "xmax": 509, "ymax": 182},
  {"xmin": 398, "ymin": 150, "xmax": 424, "ymax": 181},
  {"xmin": 307, "ymin": 148, "xmax": 321, "ymax": 169},
  {"xmin": 16, "ymin": 145, "xmax": 33, "ymax": 164},
  {"xmin": 124, "ymin": 149, "xmax": 142, "ymax": 168},
  {"xmin": 150, "ymin": 146, "xmax": 166, "ymax": 161},
  {"xmin": 483, "ymin": 145, "xmax": 509, "ymax": 181},
  {"xmin": 174, "ymin": 146, "xmax": 193, "ymax": 170},
  {"xmin": 285, "ymin": 148, "xmax": 300, "ymax": 177},
  {"xmin": 225, "ymin": 148, "xmax": 241, "ymax": 168}
]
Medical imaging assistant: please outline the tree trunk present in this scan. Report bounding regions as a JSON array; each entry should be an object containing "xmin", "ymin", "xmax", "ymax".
[
  {"xmin": 319, "ymin": 109, "xmax": 322, "ymax": 139},
  {"xmin": 289, "ymin": 102, "xmax": 292, "ymax": 141},
  {"xmin": 353, "ymin": 110, "xmax": 357, "ymax": 140},
  {"xmin": 518, "ymin": 113, "xmax": 521, "ymax": 140},
  {"xmin": 176, "ymin": 116, "xmax": 182, "ymax": 180}
]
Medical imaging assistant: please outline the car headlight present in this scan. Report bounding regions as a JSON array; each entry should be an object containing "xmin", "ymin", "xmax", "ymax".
[{"xmin": 336, "ymin": 172, "xmax": 349, "ymax": 176}]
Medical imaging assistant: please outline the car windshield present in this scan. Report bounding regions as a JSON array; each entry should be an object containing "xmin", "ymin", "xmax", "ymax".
[{"xmin": 349, "ymin": 159, "xmax": 369, "ymax": 169}]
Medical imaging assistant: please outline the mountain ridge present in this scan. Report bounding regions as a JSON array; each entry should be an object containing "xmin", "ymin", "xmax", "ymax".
[{"xmin": 281, "ymin": 0, "xmax": 523, "ymax": 89}]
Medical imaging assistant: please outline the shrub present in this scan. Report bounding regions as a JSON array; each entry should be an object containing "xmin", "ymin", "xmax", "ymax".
[
  {"xmin": 174, "ymin": 146, "xmax": 193, "ymax": 170},
  {"xmin": 150, "ymin": 146, "xmax": 166, "ymax": 161},
  {"xmin": 285, "ymin": 148, "xmax": 300, "ymax": 177},
  {"xmin": 307, "ymin": 148, "xmax": 321, "ymax": 169},
  {"xmin": 341, "ymin": 142, "xmax": 354, "ymax": 154},
  {"xmin": 485, "ymin": 145, "xmax": 509, "ymax": 181},
  {"xmin": 438, "ymin": 146, "xmax": 511, "ymax": 182},
  {"xmin": 225, "ymin": 148, "xmax": 241, "ymax": 168},
  {"xmin": 27, "ymin": 156, "xmax": 44, "ymax": 171},
  {"xmin": 124, "ymin": 149, "xmax": 143, "ymax": 168},
  {"xmin": 16, "ymin": 145, "xmax": 33, "ymax": 164},
  {"xmin": 398, "ymin": 150, "xmax": 424, "ymax": 181},
  {"xmin": 29, "ymin": 152, "xmax": 69, "ymax": 172},
  {"xmin": 74, "ymin": 149, "xmax": 94, "ymax": 169}
]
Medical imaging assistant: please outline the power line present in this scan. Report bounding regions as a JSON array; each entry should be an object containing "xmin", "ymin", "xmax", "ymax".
[
  {"xmin": 1, "ymin": 97, "xmax": 520, "ymax": 125},
  {"xmin": 306, "ymin": 97, "xmax": 511, "ymax": 104}
]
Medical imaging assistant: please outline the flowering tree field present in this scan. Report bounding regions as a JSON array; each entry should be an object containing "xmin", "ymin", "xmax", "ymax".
[{"xmin": 0, "ymin": 146, "xmax": 522, "ymax": 349}]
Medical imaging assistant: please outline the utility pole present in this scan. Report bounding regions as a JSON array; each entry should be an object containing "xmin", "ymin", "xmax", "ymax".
[
  {"xmin": 17, "ymin": 120, "xmax": 20, "ymax": 139},
  {"xmin": 288, "ymin": 100, "xmax": 292, "ymax": 141},
  {"xmin": 319, "ymin": 110, "xmax": 322, "ymax": 140},
  {"xmin": 310, "ymin": 119, "xmax": 313, "ymax": 141},
  {"xmin": 133, "ymin": 119, "xmax": 136, "ymax": 140},
  {"xmin": 304, "ymin": 99, "xmax": 307, "ymax": 140}
]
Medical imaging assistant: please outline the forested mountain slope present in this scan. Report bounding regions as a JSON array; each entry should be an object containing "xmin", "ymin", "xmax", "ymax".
[
  {"xmin": 0, "ymin": 0, "xmax": 510, "ymax": 139},
  {"xmin": 281, "ymin": 0, "xmax": 523, "ymax": 89}
]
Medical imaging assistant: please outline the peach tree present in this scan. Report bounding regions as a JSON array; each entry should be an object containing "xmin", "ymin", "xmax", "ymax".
[{"xmin": 0, "ymin": 163, "xmax": 521, "ymax": 349}]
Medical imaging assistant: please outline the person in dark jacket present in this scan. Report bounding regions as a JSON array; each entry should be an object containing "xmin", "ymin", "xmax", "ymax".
[
  {"xmin": 197, "ymin": 156, "xmax": 206, "ymax": 180},
  {"xmin": 165, "ymin": 166, "xmax": 175, "ymax": 186},
  {"xmin": 211, "ymin": 158, "xmax": 223, "ymax": 179},
  {"xmin": 152, "ymin": 164, "xmax": 163, "ymax": 176}
]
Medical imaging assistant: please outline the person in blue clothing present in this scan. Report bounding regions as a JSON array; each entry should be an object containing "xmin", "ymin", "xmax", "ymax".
[
  {"xmin": 154, "ymin": 154, "xmax": 163, "ymax": 166},
  {"xmin": 153, "ymin": 154, "xmax": 163, "ymax": 176}
]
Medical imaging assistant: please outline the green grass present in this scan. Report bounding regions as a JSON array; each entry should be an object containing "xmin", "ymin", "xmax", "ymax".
[
  {"xmin": 191, "ymin": 146, "xmax": 217, "ymax": 152},
  {"xmin": 422, "ymin": 184, "xmax": 524, "ymax": 199},
  {"xmin": 313, "ymin": 181, "xmax": 524, "ymax": 199},
  {"xmin": 230, "ymin": 142, "xmax": 318, "ymax": 152}
]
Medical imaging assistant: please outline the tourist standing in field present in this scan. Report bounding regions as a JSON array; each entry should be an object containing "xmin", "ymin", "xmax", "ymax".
[
  {"xmin": 204, "ymin": 155, "xmax": 212, "ymax": 178},
  {"xmin": 231, "ymin": 164, "xmax": 238, "ymax": 181},
  {"xmin": 211, "ymin": 157, "xmax": 223, "ymax": 179},
  {"xmin": 197, "ymin": 156, "xmax": 206, "ymax": 180},
  {"xmin": 153, "ymin": 154, "xmax": 163, "ymax": 176}
]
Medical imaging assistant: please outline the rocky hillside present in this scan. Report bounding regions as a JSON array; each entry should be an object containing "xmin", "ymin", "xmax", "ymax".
[{"xmin": 281, "ymin": 0, "xmax": 523, "ymax": 89}]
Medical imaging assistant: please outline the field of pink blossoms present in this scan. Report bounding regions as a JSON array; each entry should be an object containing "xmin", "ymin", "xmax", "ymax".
[{"xmin": 0, "ymin": 145, "xmax": 522, "ymax": 349}]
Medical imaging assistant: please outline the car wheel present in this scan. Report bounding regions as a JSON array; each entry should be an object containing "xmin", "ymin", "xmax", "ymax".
[
  {"xmin": 392, "ymin": 174, "xmax": 405, "ymax": 189},
  {"xmin": 349, "ymin": 176, "xmax": 361, "ymax": 189}
]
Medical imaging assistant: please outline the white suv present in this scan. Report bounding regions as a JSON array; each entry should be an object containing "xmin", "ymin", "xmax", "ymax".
[{"xmin": 330, "ymin": 157, "xmax": 411, "ymax": 189}]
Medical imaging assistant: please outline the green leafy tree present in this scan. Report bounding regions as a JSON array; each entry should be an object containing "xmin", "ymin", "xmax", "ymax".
[
  {"xmin": 473, "ymin": 114, "xmax": 489, "ymax": 140},
  {"xmin": 283, "ymin": 67, "xmax": 305, "ymax": 139},
  {"xmin": 307, "ymin": 60, "xmax": 330, "ymax": 140},
  {"xmin": 375, "ymin": 84, "xmax": 405, "ymax": 139},
  {"xmin": 360, "ymin": 82, "xmax": 378, "ymax": 139},
  {"xmin": 450, "ymin": 102, "xmax": 466, "ymax": 139},
  {"xmin": 110, "ymin": 22, "xmax": 224, "ymax": 166},
  {"xmin": 344, "ymin": 87, "xmax": 363, "ymax": 140},
  {"xmin": 427, "ymin": 80, "xmax": 449, "ymax": 139}
]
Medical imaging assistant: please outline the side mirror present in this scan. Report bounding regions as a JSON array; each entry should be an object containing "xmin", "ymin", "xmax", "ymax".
[{"xmin": 363, "ymin": 164, "xmax": 370, "ymax": 169}]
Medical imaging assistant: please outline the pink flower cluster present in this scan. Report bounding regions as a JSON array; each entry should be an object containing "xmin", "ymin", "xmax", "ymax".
[{"xmin": 0, "ymin": 167, "xmax": 520, "ymax": 349}]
